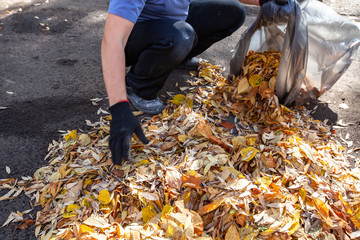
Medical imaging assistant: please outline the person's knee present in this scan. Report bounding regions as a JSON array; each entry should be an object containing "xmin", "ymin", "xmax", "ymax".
[
  {"xmin": 168, "ymin": 21, "xmax": 197, "ymax": 62},
  {"xmin": 227, "ymin": 1, "xmax": 246, "ymax": 33}
]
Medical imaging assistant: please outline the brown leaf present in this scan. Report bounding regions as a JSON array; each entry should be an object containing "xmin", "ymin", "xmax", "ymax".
[
  {"xmin": 161, "ymin": 141, "xmax": 177, "ymax": 151},
  {"xmin": 16, "ymin": 219, "xmax": 35, "ymax": 230},
  {"xmin": 196, "ymin": 121, "xmax": 213, "ymax": 138},
  {"xmin": 225, "ymin": 224, "xmax": 241, "ymax": 240},
  {"xmin": 182, "ymin": 174, "xmax": 201, "ymax": 189},
  {"xmin": 220, "ymin": 121, "xmax": 235, "ymax": 129},
  {"xmin": 230, "ymin": 102, "xmax": 246, "ymax": 112},
  {"xmin": 190, "ymin": 210, "xmax": 203, "ymax": 236},
  {"xmin": 260, "ymin": 153, "xmax": 277, "ymax": 168}
]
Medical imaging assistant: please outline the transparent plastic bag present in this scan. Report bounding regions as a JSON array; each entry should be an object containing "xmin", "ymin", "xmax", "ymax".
[{"xmin": 230, "ymin": 0, "xmax": 360, "ymax": 105}]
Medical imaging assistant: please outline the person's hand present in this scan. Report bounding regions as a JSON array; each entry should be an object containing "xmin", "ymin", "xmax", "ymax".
[
  {"xmin": 260, "ymin": 0, "xmax": 291, "ymax": 22},
  {"xmin": 109, "ymin": 101, "xmax": 149, "ymax": 165},
  {"xmin": 260, "ymin": 0, "xmax": 288, "ymax": 6}
]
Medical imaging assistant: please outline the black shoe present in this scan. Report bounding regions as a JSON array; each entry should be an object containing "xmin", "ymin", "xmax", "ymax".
[
  {"xmin": 126, "ymin": 86, "xmax": 165, "ymax": 115},
  {"xmin": 177, "ymin": 57, "xmax": 201, "ymax": 70}
]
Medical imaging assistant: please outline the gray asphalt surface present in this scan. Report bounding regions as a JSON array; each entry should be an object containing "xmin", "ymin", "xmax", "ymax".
[{"xmin": 0, "ymin": 0, "xmax": 359, "ymax": 239}]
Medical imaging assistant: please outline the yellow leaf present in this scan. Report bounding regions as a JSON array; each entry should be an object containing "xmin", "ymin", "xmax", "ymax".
[
  {"xmin": 249, "ymin": 74, "xmax": 262, "ymax": 87},
  {"xmin": 161, "ymin": 204, "xmax": 173, "ymax": 218},
  {"xmin": 225, "ymin": 224, "xmax": 241, "ymax": 240},
  {"xmin": 142, "ymin": 205, "xmax": 157, "ymax": 223},
  {"xmin": 243, "ymin": 232, "xmax": 259, "ymax": 240},
  {"xmin": 240, "ymin": 147, "xmax": 259, "ymax": 162},
  {"xmin": 288, "ymin": 210, "xmax": 300, "ymax": 235},
  {"xmin": 80, "ymin": 224, "xmax": 94, "ymax": 234},
  {"xmin": 169, "ymin": 94, "xmax": 186, "ymax": 105},
  {"xmin": 98, "ymin": 190, "xmax": 111, "ymax": 205},
  {"xmin": 199, "ymin": 68, "xmax": 215, "ymax": 82},
  {"xmin": 62, "ymin": 212, "xmax": 77, "ymax": 218},
  {"xmin": 64, "ymin": 130, "xmax": 77, "ymax": 141},
  {"xmin": 66, "ymin": 204, "xmax": 80, "ymax": 213},
  {"xmin": 83, "ymin": 178, "xmax": 93, "ymax": 186},
  {"xmin": 237, "ymin": 77, "xmax": 250, "ymax": 94},
  {"xmin": 182, "ymin": 191, "xmax": 191, "ymax": 204},
  {"xmin": 259, "ymin": 176, "xmax": 272, "ymax": 190},
  {"xmin": 299, "ymin": 188, "xmax": 306, "ymax": 204},
  {"xmin": 34, "ymin": 167, "xmax": 47, "ymax": 181},
  {"xmin": 136, "ymin": 159, "xmax": 150, "ymax": 166},
  {"xmin": 246, "ymin": 134, "xmax": 257, "ymax": 146},
  {"xmin": 186, "ymin": 98, "xmax": 194, "ymax": 109}
]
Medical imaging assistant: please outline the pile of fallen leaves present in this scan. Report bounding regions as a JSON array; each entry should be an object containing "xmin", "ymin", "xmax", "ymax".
[{"xmin": 1, "ymin": 50, "xmax": 360, "ymax": 240}]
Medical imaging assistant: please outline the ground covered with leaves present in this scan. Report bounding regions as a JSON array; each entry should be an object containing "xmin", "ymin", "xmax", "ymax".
[{"xmin": 1, "ymin": 51, "xmax": 360, "ymax": 240}]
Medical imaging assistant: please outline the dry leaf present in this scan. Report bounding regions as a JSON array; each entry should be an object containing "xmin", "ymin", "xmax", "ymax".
[
  {"xmin": 98, "ymin": 190, "xmax": 111, "ymax": 205},
  {"xmin": 225, "ymin": 224, "xmax": 241, "ymax": 240}
]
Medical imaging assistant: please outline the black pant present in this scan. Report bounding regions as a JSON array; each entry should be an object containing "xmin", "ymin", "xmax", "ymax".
[{"xmin": 125, "ymin": 0, "xmax": 246, "ymax": 100}]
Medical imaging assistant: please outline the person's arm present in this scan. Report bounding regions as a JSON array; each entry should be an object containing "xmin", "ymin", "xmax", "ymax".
[
  {"xmin": 101, "ymin": 13, "xmax": 134, "ymax": 107},
  {"xmin": 102, "ymin": 13, "xmax": 149, "ymax": 165},
  {"xmin": 238, "ymin": 0, "xmax": 260, "ymax": 6}
]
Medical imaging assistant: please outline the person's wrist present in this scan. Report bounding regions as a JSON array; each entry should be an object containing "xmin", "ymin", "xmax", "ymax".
[{"xmin": 109, "ymin": 101, "xmax": 132, "ymax": 118}]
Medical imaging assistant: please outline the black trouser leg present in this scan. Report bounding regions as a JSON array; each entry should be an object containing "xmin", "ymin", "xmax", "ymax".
[
  {"xmin": 125, "ymin": 19, "xmax": 197, "ymax": 100},
  {"xmin": 125, "ymin": 0, "xmax": 246, "ymax": 100},
  {"xmin": 185, "ymin": 0, "xmax": 246, "ymax": 59}
]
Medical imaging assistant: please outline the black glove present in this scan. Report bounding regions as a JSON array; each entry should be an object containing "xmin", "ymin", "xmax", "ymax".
[
  {"xmin": 109, "ymin": 101, "xmax": 149, "ymax": 165},
  {"xmin": 260, "ymin": 0, "xmax": 291, "ymax": 22},
  {"xmin": 260, "ymin": 0, "xmax": 288, "ymax": 6}
]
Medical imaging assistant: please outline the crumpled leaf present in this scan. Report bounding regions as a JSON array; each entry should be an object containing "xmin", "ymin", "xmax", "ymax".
[{"xmin": 64, "ymin": 129, "xmax": 77, "ymax": 141}]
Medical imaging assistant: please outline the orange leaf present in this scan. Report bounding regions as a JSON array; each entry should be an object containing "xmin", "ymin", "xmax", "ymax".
[
  {"xmin": 312, "ymin": 198, "xmax": 333, "ymax": 227},
  {"xmin": 182, "ymin": 174, "xmax": 201, "ymax": 189},
  {"xmin": 197, "ymin": 198, "xmax": 226, "ymax": 215},
  {"xmin": 209, "ymin": 135, "xmax": 232, "ymax": 152},
  {"xmin": 220, "ymin": 121, "xmax": 235, "ymax": 129},
  {"xmin": 148, "ymin": 125, "xmax": 159, "ymax": 131}
]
